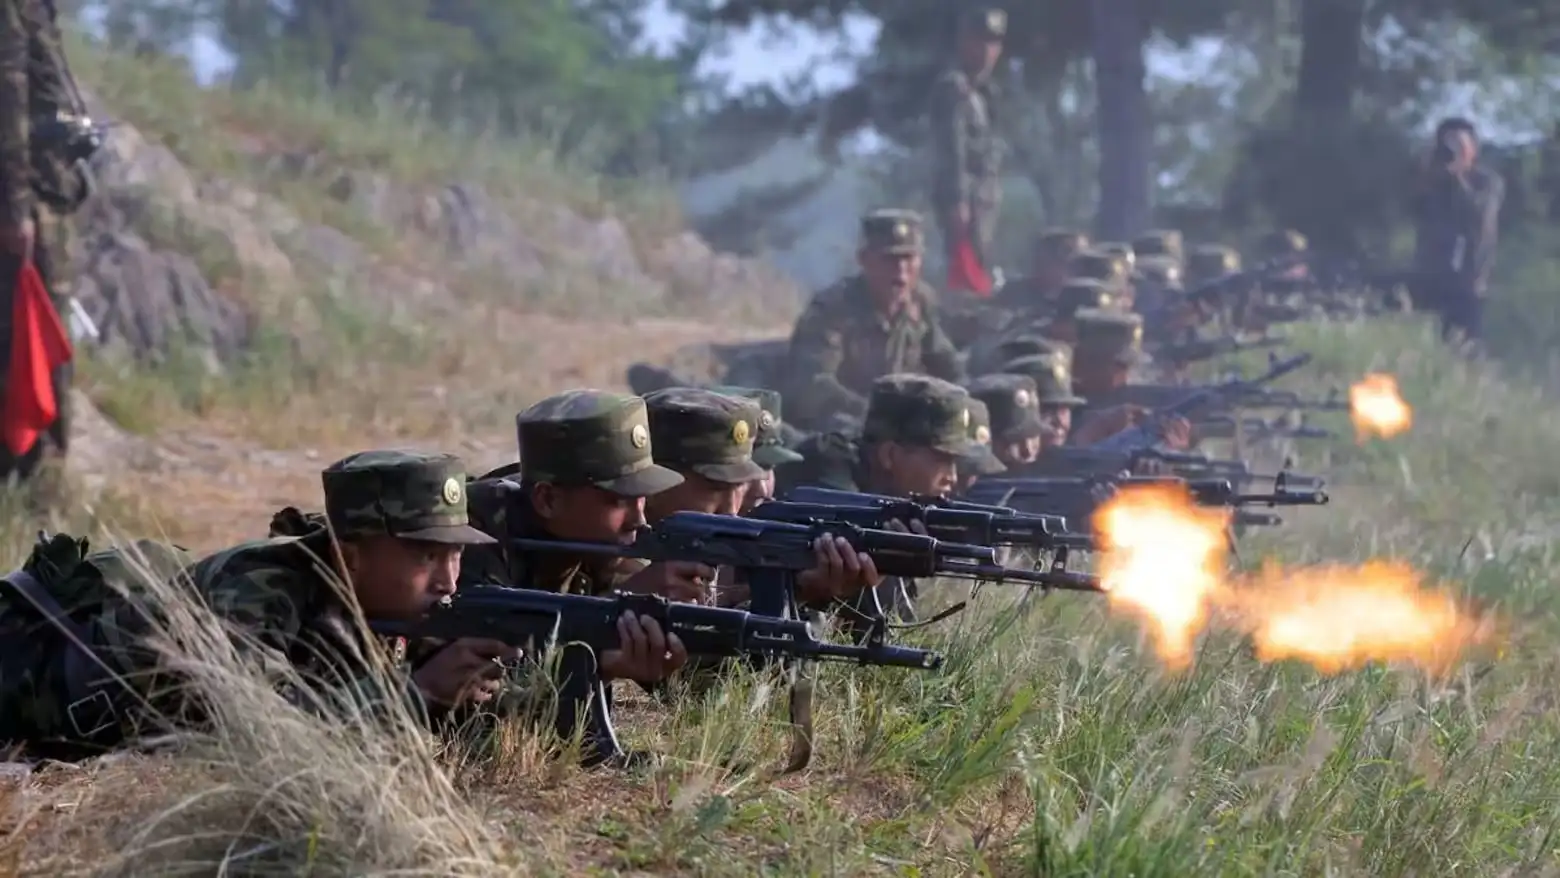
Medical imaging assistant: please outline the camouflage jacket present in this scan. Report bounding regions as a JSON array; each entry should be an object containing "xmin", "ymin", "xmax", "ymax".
[
  {"xmin": 462, "ymin": 477, "xmax": 619, "ymax": 595},
  {"xmin": 784, "ymin": 276, "xmax": 965, "ymax": 429},
  {"xmin": 930, "ymin": 68, "xmax": 1003, "ymax": 214},
  {"xmin": 89, "ymin": 529, "xmax": 443, "ymax": 732},
  {"xmin": 0, "ymin": 0, "xmax": 74, "ymax": 223}
]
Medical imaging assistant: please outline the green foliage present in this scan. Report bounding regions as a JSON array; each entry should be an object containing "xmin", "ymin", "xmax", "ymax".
[{"xmin": 205, "ymin": 0, "xmax": 689, "ymax": 166}]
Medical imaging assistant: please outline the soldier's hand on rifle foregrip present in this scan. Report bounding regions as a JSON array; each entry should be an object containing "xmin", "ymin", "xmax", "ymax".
[
  {"xmin": 599, "ymin": 611, "xmax": 688, "ymax": 683},
  {"xmin": 798, "ymin": 534, "xmax": 882, "ymax": 602}
]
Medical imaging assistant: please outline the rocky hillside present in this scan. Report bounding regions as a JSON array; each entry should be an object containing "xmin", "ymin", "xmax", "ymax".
[
  {"xmin": 70, "ymin": 69, "xmax": 801, "ymax": 372},
  {"xmin": 43, "ymin": 43, "xmax": 800, "ymax": 550}
]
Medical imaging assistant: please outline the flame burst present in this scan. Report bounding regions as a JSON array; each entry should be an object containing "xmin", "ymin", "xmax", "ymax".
[
  {"xmin": 1350, "ymin": 373, "xmax": 1412, "ymax": 440},
  {"xmin": 1093, "ymin": 485, "xmax": 1229, "ymax": 670},
  {"xmin": 1092, "ymin": 485, "xmax": 1488, "ymax": 675}
]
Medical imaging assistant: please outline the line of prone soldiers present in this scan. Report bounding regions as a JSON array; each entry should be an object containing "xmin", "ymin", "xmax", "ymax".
[{"xmin": 0, "ymin": 213, "xmax": 1318, "ymax": 768}]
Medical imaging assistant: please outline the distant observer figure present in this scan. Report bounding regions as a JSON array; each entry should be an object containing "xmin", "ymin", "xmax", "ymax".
[
  {"xmin": 1412, "ymin": 117, "xmax": 1504, "ymax": 348},
  {"xmin": 0, "ymin": 0, "xmax": 98, "ymax": 481},
  {"xmin": 930, "ymin": 7, "xmax": 1006, "ymax": 296}
]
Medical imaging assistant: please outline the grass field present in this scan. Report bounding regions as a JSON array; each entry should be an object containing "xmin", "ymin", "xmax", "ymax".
[{"xmin": 3, "ymin": 37, "xmax": 1560, "ymax": 878}]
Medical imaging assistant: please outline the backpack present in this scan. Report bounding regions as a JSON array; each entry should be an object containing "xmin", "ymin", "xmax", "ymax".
[{"xmin": 0, "ymin": 532, "xmax": 193, "ymax": 749}]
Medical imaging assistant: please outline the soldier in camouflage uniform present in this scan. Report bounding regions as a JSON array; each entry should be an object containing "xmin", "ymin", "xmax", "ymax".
[
  {"xmin": 458, "ymin": 390, "xmax": 700, "ymax": 689},
  {"xmin": 930, "ymin": 7, "xmax": 1007, "ymax": 277},
  {"xmin": 988, "ymin": 228, "xmax": 1091, "ymax": 311},
  {"xmin": 1068, "ymin": 312, "xmax": 1193, "ymax": 450},
  {"xmin": 639, "ymin": 387, "xmax": 878, "ymax": 609},
  {"xmin": 1068, "ymin": 249, "xmax": 1133, "ymax": 306},
  {"xmin": 0, "ymin": 0, "xmax": 94, "ymax": 479},
  {"xmin": 1259, "ymin": 228, "xmax": 1312, "ymax": 284},
  {"xmin": 707, "ymin": 385, "xmax": 804, "ymax": 514},
  {"xmin": 0, "ymin": 450, "xmax": 522, "ymax": 758},
  {"xmin": 967, "ymin": 373, "xmax": 1049, "ymax": 468},
  {"xmin": 784, "ymin": 210, "xmax": 964, "ymax": 430},
  {"xmin": 1132, "ymin": 229, "xmax": 1184, "ymax": 265},
  {"xmin": 1185, "ymin": 244, "xmax": 1242, "ymax": 287},
  {"xmin": 1133, "ymin": 255, "xmax": 1184, "ymax": 320},
  {"xmin": 954, "ymin": 397, "xmax": 1006, "ymax": 493},
  {"xmin": 1097, "ymin": 242, "xmax": 1136, "ymax": 274}
]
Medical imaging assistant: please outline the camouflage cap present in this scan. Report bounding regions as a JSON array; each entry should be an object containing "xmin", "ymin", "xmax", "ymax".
[
  {"xmin": 1000, "ymin": 354, "xmax": 1087, "ymax": 408},
  {"xmin": 322, "ymin": 449, "xmax": 494, "ymax": 545},
  {"xmin": 1260, "ymin": 229, "xmax": 1308, "ymax": 257},
  {"xmin": 1035, "ymin": 228, "xmax": 1090, "ymax": 259},
  {"xmin": 860, "ymin": 208, "xmax": 923, "ymax": 254},
  {"xmin": 958, "ymin": 398, "xmax": 1007, "ymax": 476},
  {"xmin": 1097, "ymin": 241, "xmax": 1136, "ymax": 271},
  {"xmin": 1132, "ymin": 229, "xmax": 1184, "ymax": 262},
  {"xmin": 1068, "ymin": 249, "xmax": 1130, "ymax": 288},
  {"xmin": 517, "ymin": 390, "xmax": 684, "ymax": 497},
  {"xmin": 862, "ymin": 373, "xmax": 976, "ymax": 456},
  {"xmin": 1056, "ymin": 278, "xmax": 1116, "ymax": 316},
  {"xmin": 1187, "ymin": 244, "xmax": 1242, "ymax": 279},
  {"xmin": 644, "ymin": 387, "xmax": 768, "ymax": 484},
  {"xmin": 1134, "ymin": 255, "xmax": 1184, "ymax": 290},
  {"xmin": 1074, "ymin": 309, "xmax": 1149, "ymax": 365},
  {"xmin": 708, "ymin": 385, "xmax": 805, "ymax": 469},
  {"xmin": 993, "ymin": 334, "xmax": 1073, "ymax": 369},
  {"xmin": 968, "ymin": 373, "xmax": 1047, "ymax": 441},
  {"xmin": 960, "ymin": 7, "xmax": 1007, "ymax": 39}
]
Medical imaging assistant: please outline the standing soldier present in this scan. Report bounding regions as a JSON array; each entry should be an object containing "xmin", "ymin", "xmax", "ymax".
[
  {"xmin": 930, "ymin": 7, "xmax": 1007, "ymax": 296},
  {"xmin": 783, "ymin": 209, "xmax": 964, "ymax": 430},
  {"xmin": 0, "ymin": 0, "xmax": 97, "ymax": 481},
  {"xmin": 1412, "ymin": 117, "xmax": 1505, "ymax": 348}
]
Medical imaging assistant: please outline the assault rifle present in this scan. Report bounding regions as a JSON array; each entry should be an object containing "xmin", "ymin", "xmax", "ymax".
[
  {"xmin": 780, "ymin": 486, "xmax": 1094, "ymax": 551},
  {"xmin": 373, "ymin": 586, "xmax": 940, "ymax": 769},
  {"xmin": 1087, "ymin": 352, "xmax": 1314, "ymax": 455},
  {"xmin": 746, "ymin": 501, "xmax": 1101, "ymax": 593},
  {"xmin": 964, "ymin": 473, "xmax": 1328, "ymax": 533},
  {"xmin": 1151, "ymin": 333, "xmax": 1287, "ymax": 367}
]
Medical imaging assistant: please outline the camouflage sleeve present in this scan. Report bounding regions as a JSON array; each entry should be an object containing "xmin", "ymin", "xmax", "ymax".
[
  {"xmin": 930, "ymin": 74, "xmax": 969, "ymax": 213},
  {"xmin": 1465, "ymin": 170, "xmax": 1504, "ymax": 291},
  {"xmin": 922, "ymin": 311, "xmax": 968, "ymax": 385},
  {"xmin": 0, "ymin": 0, "xmax": 31, "ymax": 225},
  {"xmin": 785, "ymin": 295, "xmax": 869, "ymax": 424}
]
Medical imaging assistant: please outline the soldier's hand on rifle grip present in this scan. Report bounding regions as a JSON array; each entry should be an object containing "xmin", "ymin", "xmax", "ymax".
[
  {"xmin": 1160, "ymin": 415, "xmax": 1193, "ymax": 450},
  {"xmin": 600, "ymin": 611, "xmax": 688, "ymax": 683},
  {"xmin": 798, "ymin": 534, "xmax": 882, "ymax": 603},
  {"xmin": 412, "ymin": 637, "xmax": 522, "ymax": 708},
  {"xmin": 621, "ymin": 560, "xmax": 716, "ymax": 604},
  {"xmin": 883, "ymin": 518, "xmax": 929, "ymax": 537}
]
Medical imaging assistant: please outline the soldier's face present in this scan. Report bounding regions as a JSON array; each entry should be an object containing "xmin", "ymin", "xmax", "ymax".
[
  {"xmin": 876, "ymin": 444, "xmax": 958, "ymax": 496},
  {"xmin": 997, "ymin": 434, "xmax": 1043, "ymax": 465},
  {"xmin": 859, "ymin": 248, "xmax": 920, "ymax": 302},
  {"xmin": 646, "ymin": 471, "xmax": 748, "ymax": 521},
  {"xmin": 342, "ymin": 535, "xmax": 462, "ymax": 619},
  {"xmin": 740, "ymin": 470, "xmax": 775, "ymax": 514},
  {"xmin": 1039, "ymin": 406, "xmax": 1072, "ymax": 448},
  {"xmin": 532, "ymin": 483, "xmax": 646, "ymax": 544}
]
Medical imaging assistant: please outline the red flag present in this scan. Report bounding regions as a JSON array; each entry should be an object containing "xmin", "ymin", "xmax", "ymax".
[
  {"xmin": 946, "ymin": 230, "xmax": 993, "ymax": 297},
  {"xmin": 2, "ymin": 261, "xmax": 72, "ymax": 456}
]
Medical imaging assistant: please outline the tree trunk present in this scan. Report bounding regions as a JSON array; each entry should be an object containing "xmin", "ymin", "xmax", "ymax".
[
  {"xmin": 1090, "ymin": 0, "xmax": 1151, "ymax": 240},
  {"xmin": 1294, "ymin": 0, "xmax": 1365, "ymax": 123}
]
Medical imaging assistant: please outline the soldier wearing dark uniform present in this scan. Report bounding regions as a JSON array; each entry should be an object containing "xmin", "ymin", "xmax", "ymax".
[
  {"xmin": 0, "ymin": 0, "xmax": 96, "ymax": 480},
  {"xmin": 930, "ymin": 7, "xmax": 1007, "ymax": 282},
  {"xmin": 784, "ymin": 210, "xmax": 964, "ymax": 430}
]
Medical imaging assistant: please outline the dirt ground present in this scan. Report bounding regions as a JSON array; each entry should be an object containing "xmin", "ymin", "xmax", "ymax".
[{"xmin": 69, "ymin": 314, "xmax": 784, "ymax": 553}]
